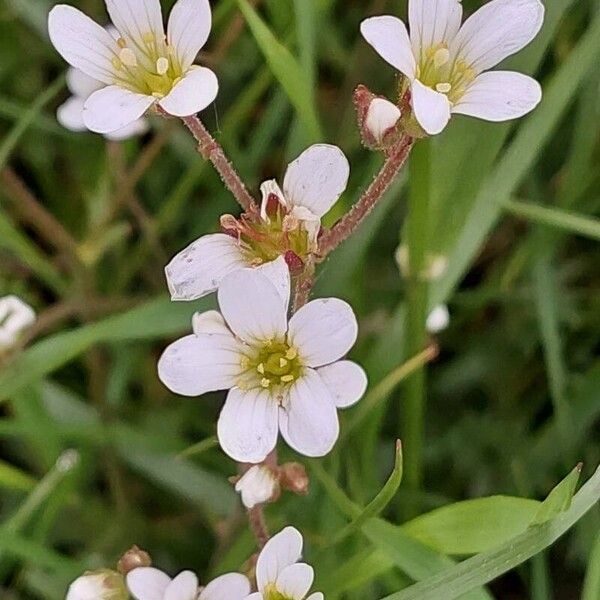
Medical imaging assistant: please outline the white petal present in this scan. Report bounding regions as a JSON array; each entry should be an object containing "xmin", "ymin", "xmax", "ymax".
[
  {"xmin": 256, "ymin": 527, "xmax": 303, "ymax": 591},
  {"xmin": 165, "ymin": 233, "xmax": 247, "ymax": 301},
  {"xmin": 283, "ymin": 144, "xmax": 349, "ymax": 217},
  {"xmin": 317, "ymin": 360, "xmax": 367, "ymax": 408},
  {"xmin": 409, "ymin": 0, "xmax": 462, "ymax": 59},
  {"xmin": 279, "ymin": 369, "xmax": 339, "ymax": 457},
  {"xmin": 288, "ymin": 298, "xmax": 358, "ymax": 368},
  {"xmin": 244, "ymin": 594, "xmax": 263, "ymax": 600},
  {"xmin": 199, "ymin": 573, "xmax": 251, "ymax": 600},
  {"xmin": 66, "ymin": 67, "xmax": 103, "ymax": 98},
  {"xmin": 159, "ymin": 66, "xmax": 219, "ymax": 117},
  {"xmin": 158, "ymin": 332, "xmax": 243, "ymax": 397},
  {"xmin": 164, "ymin": 571, "xmax": 198, "ymax": 600},
  {"xmin": 127, "ymin": 567, "xmax": 171, "ymax": 600},
  {"xmin": 360, "ymin": 16, "xmax": 416, "ymax": 79},
  {"xmin": 192, "ymin": 310, "xmax": 231, "ymax": 336},
  {"xmin": 306, "ymin": 594, "xmax": 324, "ymax": 600},
  {"xmin": 260, "ymin": 179, "xmax": 287, "ymax": 220},
  {"xmin": 365, "ymin": 98, "xmax": 401, "ymax": 143},
  {"xmin": 450, "ymin": 0, "xmax": 545, "ymax": 73},
  {"xmin": 411, "ymin": 79, "xmax": 451, "ymax": 135},
  {"xmin": 57, "ymin": 96, "xmax": 87, "ymax": 132},
  {"xmin": 105, "ymin": 0, "xmax": 165, "ymax": 50},
  {"xmin": 168, "ymin": 0, "xmax": 212, "ymax": 71},
  {"xmin": 255, "ymin": 256, "xmax": 291, "ymax": 308},
  {"xmin": 275, "ymin": 563, "xmax": 314, "ymax": 600},
  {"xmin": 104, "ymin": 117, "xmax": 149, "ymax": 140},
  {"xmin": 67, "ymin": 573, "xmax": 112, "ymax": 600},
  {"xmin": 83, "ymin": 85, "xmax": 154, "ymax": 134},
  {"xmin": 426, "ymin": 304, "xmax": 450, "ymax": 333},
  {"xmin": 217, "ymin": 387, "xmax": 279, "ymax": 463},
  {"xmin": 235, "ymin": 465, "xmax": 278, "ymax": 509},
  {"xmin": 48, "ymin": 5, "xmax": 119, "ymax": 84},
  {"xmin": 452, "ymin": 70, "xmax": 542, "ymax": 121},
  {"xmin": 218, "ymin": 268, "xmax": 289, "ymax": 344}
]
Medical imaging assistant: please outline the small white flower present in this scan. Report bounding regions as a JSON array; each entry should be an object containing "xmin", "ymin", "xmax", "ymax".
[
  {"xmin": 127, "ymin": 567, "xmax": 250, "ymax": 600},
  {"xmin": 58, "ymin": 66, "xmax": 149, "ymax": 140},
  {"xmin": 426, "ymin": 304, "xmax": 450, "ymax": 334},
  {"xmin": 0, "ymin": 295, "xmax": 36, "ymax": 349},
  {"xmin": 159, "ymin": 257, "xmax": 367, "ymax": 463},
  {"xmin": 361, "ymin": 0, "xmax": 544, "ymax": 135},
  {"xmin": 244, "ymin": 527, "xmax": 323, "ymax": 600},
  {"xmin": 365, "ymin": 98, "xmax": 401, "ymax": 144},
  {"xmin": 66, "ymin": 570, "xmax": 127, "ymax": 600},
  {"xmin": 236, "ymin": 465, "xmax": 279, "ymax": 509},
  {"xmin": 48, "ymin": 0, "xmax": 218, "ymax": 134},
  {"xmin": 164, "ymin": 144, "xmax": 350, "ymax": 302}
]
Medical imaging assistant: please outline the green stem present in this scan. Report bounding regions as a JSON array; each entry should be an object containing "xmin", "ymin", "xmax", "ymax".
[{"xmin": 402, "ymin": 138, "xmax": 431, "ymax": 518}]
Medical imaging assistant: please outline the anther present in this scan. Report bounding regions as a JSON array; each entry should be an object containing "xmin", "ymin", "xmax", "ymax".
[
  {"xmin": 285, "ymin": 348, "xmax": 298, "ymax": 360},
  {"xmin": 436, "ymin": 82, "xmax": 452, "ymax": 93},
  {"xmin": 260, "ymin": 378, "xmax": 271, "ymax": 388},
  {"xmin": 280, "ymin": 375, "xmax": 294, "ymax": 383},
  {"xmin": 279, "ymin": 358, "xmax": 288, "ymax": 368},
  {"xmin": 257, "ymin": 363, "xmax": 265, "ymax": 374},
  {"xmin": 119, "ymin": 48, "xmax": 137, "ymax": 67},
  {"xmin": 117, "ymin": 37, "xmax": 127, "ymax": 49},
  {"xmin": 156, "ymin": 57, "xmax": 169, "ymax": 75},
  {"xmin": 433, "ymin": 48, "xmax": 450, "ymax": 68}
]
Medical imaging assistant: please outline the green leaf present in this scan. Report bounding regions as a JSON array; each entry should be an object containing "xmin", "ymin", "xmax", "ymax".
[
  {"xmin": 403, "ymin": 496, "xmax": 541, "ymax": 555},
  {"xmin": 0, "ymin": 459, "xmax": 36, "ymax": 492},
  {"xmin": 531, "ymin": 464, "xmax": 582, "ymax": 525},
  {"xmin": 236, "ymin": 0, "xmax": 322, "ymax": 141}
]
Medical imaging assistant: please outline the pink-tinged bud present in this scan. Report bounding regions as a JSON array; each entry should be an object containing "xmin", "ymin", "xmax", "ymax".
[
  {"xmin": 234, "ymin": 465, "xmax": 280, "ymax": 509},
  {"xmin": 220, "ymin": 214, "xmax": 240, "ymax": 237},
  {"xmin": 66, "ymin": 570, "xmax": 127, "ymax": 600},
  {"xmin": 284, "ymin": 251, "xmax": 304, "ymax": 275},
  {"xmin": 354, "ymin": 84, "xmax": 378, "ymax": 149},
  {"xmin": 279, "ymin": 462, "xmax": 309, "ymax": 496},
  {"xmin": 117, "ymin": 546, "xmax": 152, "ymax": 575}
]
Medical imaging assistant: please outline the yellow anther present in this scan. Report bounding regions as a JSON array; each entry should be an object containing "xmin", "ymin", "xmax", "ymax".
[
  {"xmin": 260, "ymin": 378, "xmax": 271, "ymax": 388},
  {"xmin": 433, "ymin": 48, "xmax": 450, "ymax": 68},
  {"xmin": 117, "ymin": 37, "xmax": 127, "ymax": 49},
  {"xmin": 436, "ymin": 82, "xmax": 452, "ymax": 93},
  {"xmin": 257, "ymin": 363, "xmax": 265, "ymax": 374},
  {"xmin": 285, "ymin": 348, "xmax": 298, "ymax": 360},
  {"xmin": 279, "ymin": 358, "xmax": 288, "ymax": 368},
  {"xmin": 156, "ymin": 57, "xmax": 169, "ymax": 75},
  {"xmin": 280, "ymin": 375, "xmax": 295, "ymax": 383},
  {"xmin": 119, "ymin": 48, "xmax": 137, "ymax": 67}
]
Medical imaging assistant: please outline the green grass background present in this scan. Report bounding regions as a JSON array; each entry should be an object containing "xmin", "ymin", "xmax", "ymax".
[{"xmin": 0, "ymin": 0, "xmax": 600, "ymax": 598}]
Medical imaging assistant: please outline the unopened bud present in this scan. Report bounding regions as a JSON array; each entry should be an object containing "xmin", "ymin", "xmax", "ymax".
[
  {"xmin": 220, "ymin": 214, "xmax": 240, "ymax": 237},
  {"xmin": 117, "ymin": 546, "xmax": 152, "ymax": 575},
  {"xmin": 426, "ymin": 305, "xmax": 450, "ymax": 334},
  {"xmin": 365, "ymin": 98, "xmax": 401, "ymax": 146},
  {"xmin": 279, "ymin": 462, "xmax": 309, "ymax": 496},
  {"xmin": 66, "ymin": 569, "xmax": 127, "ymax": 600},
  {"xmin": 234, "ymin": 465, "xmax": 280, "ymax": 509}
]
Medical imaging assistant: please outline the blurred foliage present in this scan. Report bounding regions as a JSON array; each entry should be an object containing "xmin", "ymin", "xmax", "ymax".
[{"xmin": 0, "ymin": 0, "xmax": 599, "ymax": 598}]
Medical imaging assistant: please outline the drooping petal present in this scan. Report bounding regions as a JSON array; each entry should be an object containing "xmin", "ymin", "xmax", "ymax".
[
  {"xmin": 57, "ymin": 97, "xmax": 87, "ymax": 132},
  {"xmin": 256, "ymin": 527, "xmax": 303, "ymax": 591},
  {"xmin": 192, "ymin": 310, "xmax": 231, "ymax": 336},
  {"xmin": 127, "ymin": 567, "xmax": 171, "ymax": 600},
  {"xmin": 165, "ymin": 233, "xmax": 247, "ymax": 301},
  {"xmin": 306, "ymin": 594, "xmax": 324, "ymax": 600},
  {"xmin": 199, "ymin": 573, "xmax": 251, "ymax": 600},
  {"xmin": 360, "ymin": 16, "xmax": 416, "ymax": 79},
  {"xmin": 288, "ymin": 298, "xmax": 358, "ymax": 368},
  {"xmin": 48, "ymin": 5, "xmax": 119, "ymax": 84},
  {"xmin": 244, "ymin": 594, "xmax": 263, "ymax": 600},
  {"xmin": 452, "ymin": 70, "xmax": 542, "ymax": 121},
  {"xmin": 217, "ymin": 387, "xmax": 279, "ymax": 463},
  {"xmin": 450, "ymin": 0, "xmax": 544, "ymax": 73},
  {"xmin": 104, "ymin": 117, "xmax": 149, "ymax": 140},
  {"xmin": 164, "ymin": 571, "xmax": 198, "ymax": 600},
  {"xmin": 66, "ymin": 67, "xmax": 103, "ymax": 98},
  {"xmin": 279, "ymin": 369, "xmax": 339, "ymax": 457},
  {"xmin": 255, "ymin": 256, "xmax": 291, "ymax": 308},
  {"xmin": 83, "ymin": 85, "xmax": 154, "ymax": 134},
  {"xmin": 104, "ymin": 0, "xmax": 165, "ymax": 50},
  {"xmin": 218, "ymin": 268, "xmax": 289, "ymax": 344},
  {"xmin": 159, "ymin": 66, "xmax": 219, "ymax": 117},
  {"xmin": 409, "ymin": 0, "xmax": 462, "ymax": 59},
  {"xmin": 158, "ymin": 333, "xmax": 243, "ymax": 397},
  {"xmin": 282, "ymin": 144, "xmax": 350, "ymax": 218},
  {"xmin": 411, "ymin": 79, "xmax": 451, "ymax": 135},
  {"xmin": 317, "ymin": 360, "xmax": 367, "ymax": 408},
  {"xmin": 167, "ymin": 0, "xmax": 212, "ymax": 71},
  {"xmin": 275, "ymin": 563, "xmax": 314, "ymax": 600}
]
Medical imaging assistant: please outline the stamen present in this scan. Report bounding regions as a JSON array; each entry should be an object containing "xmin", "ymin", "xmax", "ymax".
[
  {"xmin": 117, "ymin": 37, "xmax": 127, "ymax": 49},
  {"xmin": 119, "ymin": 48, "xmax": 137, "ymax": 67},
  {"xmin": 260, "ymin": 378, "xmax": 271, "ymax": 388},
  {"xmin": 285, "ymin": 348, "xmax": 298, "ymax": 360},
  {"xmin": 257, "ymin": 363, "xmax": 265, "ymax": 374},
  {"xmin": 436, "ymin": 82, "xmax": 452, "ymax": 93},
  {"xmin": 433, "ymin": 48, "xmax": 450, "ymax": 68},
  {"xmin": 156, "ymin": 57, "xmax": 169, "ymax": 75},
  {"xmin": 279, "ymin": 358, "xmax": 288, "ymax": 368},
  {"xmin": 280, "ymin": 375, "xmax": 294, "ymax": 383}
]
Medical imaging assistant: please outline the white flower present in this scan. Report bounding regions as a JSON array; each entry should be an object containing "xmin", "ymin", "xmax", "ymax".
[
  {"xmin": 66, "ymin": 570, "xmax": 127, "ymax": 600},
  {"xmin": 244, "ymin": 527, "xmax": 323, "ymax": 600},
  {"xmin": 164, "ymin": 144, "xmax": 350, "ymax": 302},
  {"xmin": 48, "ymin": 0, "xmax": 218, "ymax": 134},
  {"xmin": 0, "ymin": 295, "xmax": 36, "ymax": 349},
  {"xmin": 361, "ymin": 0, "xmax": 544, "ymax": 135},
  {"xmin": 236, "ymin": 465, "xmax": 279, "ymax": 509},
  {"xmin": 127, "ymin": 568, "xmax": 250, "ymax": 600},
  {"xmin": 158, "ymin": 257, "xmax": 367, "ymax": 463},
  {"xmin": 365, "ymin": 98, "xmax": 401, "ymax": 144},
  {"xmin": 426, "ymin": 304, "xmax": 450, "ymax": 334},
  {"xmin": 58, "ymin": 66, "xmax": 149, "ymax": 140}
]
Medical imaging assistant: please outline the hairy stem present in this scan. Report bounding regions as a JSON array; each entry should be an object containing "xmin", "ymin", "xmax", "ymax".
[
  {"xmin": 292, "ymin": 259, "xmax": 316, "ymax": 313},
  {"xmin": 318, "ymin": 136, "xmax": 414, "ymax": 256},
  {"xmin": 248, "ymin": 505, "xmax": 270, "ymax": 549},
  {"xmin": 181, "ymin": 115, "xmax": 256, "ymax": 213}
]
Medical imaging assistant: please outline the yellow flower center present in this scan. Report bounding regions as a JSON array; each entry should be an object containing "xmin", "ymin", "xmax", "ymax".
[
  {"xmin": 238, "ymin": 341, "xmax": 303, "ymax": 392},
  {"xmin": 111, "ymin": 33, "xmax": 183, "ymax": 98},
  {"xmin": 264, "ymin": 584, "xmax": 294, "ymax": 600}
]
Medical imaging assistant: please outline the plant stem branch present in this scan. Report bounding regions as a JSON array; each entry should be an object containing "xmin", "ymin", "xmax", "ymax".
[
  {"xmin": 292, "ymin": 259, "xmax": 316, "ymax": 313},
  {"xmin": 181, "ymin": 115, "xmax": 256, "ymax": 213},
  {"xmin": 319, "ymin": 136, "xmax": 414, "ymax": 256},
  {"xmin": 247, "ymin": 505, "xmax": 270, "ymax": 549}
]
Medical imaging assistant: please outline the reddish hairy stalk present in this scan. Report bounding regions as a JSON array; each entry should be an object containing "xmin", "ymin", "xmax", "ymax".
[
  {"xmin": 181, "ymin": 115, "xmax": 256, "ymax": 213},
  {"xmin": 248, "ymin": 504, "xmax": 270, "ymax": 549},
  {"xmin": 318, "ymin": 135, "xmax": 414, "ymax": 256},
  {"xmin": 292, "ymin": 259, "xmax": 316, "ymax": 313}
]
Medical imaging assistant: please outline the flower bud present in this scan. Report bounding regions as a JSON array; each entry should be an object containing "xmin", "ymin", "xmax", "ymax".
[
  {"xmin": 365, "ymin": 98, "xmax": 402, "ymax": 146},
  {"xmin": 0, "ymin": 295, "xmax": 36, "ymax": 350},
  {"xmin": 279, "ymin": 462, "xmax": 310, "ymax": 496},
  {"xmin": 66, "ymin": 570, "xmax": 127, "ymax": 600},
  {"xmin": 117, "ymin": 545, "xmax": 152, "ymax": 575},
  {"xmin": 426, "ymin": 305, "xmax": 450, "ymax": 334},
  {"xmin": 234, "ymin": 465, "xmax": 280, "ymax": 509}
]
